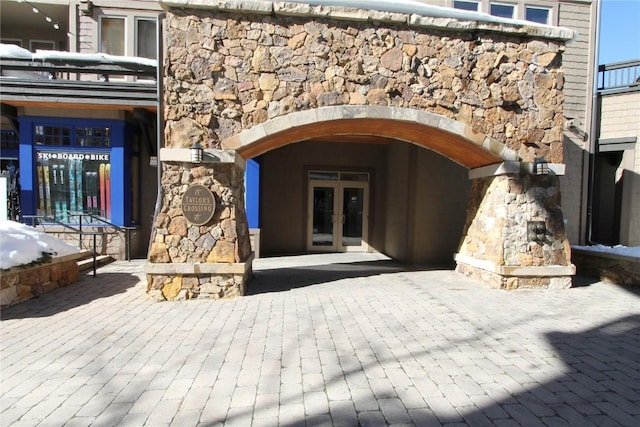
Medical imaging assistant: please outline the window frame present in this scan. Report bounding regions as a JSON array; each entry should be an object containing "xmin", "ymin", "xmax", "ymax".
[
  {"xmin": 489, "ymin": 2, "xmax": 517, "ymax": 19},
  {"xmin": 453, "ymin": 0, "xmax": 481, "ymax": 12},
  {"xmin": 29, "ymin": 40, "xmax": 55, "ymax": 52},
  {"xmin": 134, "ymin": 17, "xmax": 157, "ymax": 60},
  {"xmin": 99, "ymin": 15, "xmax": 127, "ymax": 56},
  {"xmin": 525, "ymin": 5, "xmax": 552, "ymax": 25}
]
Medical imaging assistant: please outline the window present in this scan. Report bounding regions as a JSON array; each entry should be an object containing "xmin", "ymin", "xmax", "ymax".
[
  {"xmin": 76, "ymin": 127, "xmax": 111, "ymax": 148},
  {"xmin": 1, "ymin": 130, "xmax": 19, "ymax": 151},
  {"xmin": 136, "ymin": 19, "xmax": 157, "ymax": 59},
  {"xmin": 453, "ymin": 1, "xmax": 480, "ymax": 12},
  {"xmin": 1, "ymin": 39, "xmax": 22, "ymax": 47},
  {"xmin": 36, "ymin": 151, "xmax": 111, "ymax": 220},
  {"xmin": 29, "ymin": 40, "xmax": 55, "ymax": 52},
  {"xmin": 35, "ymin": 126, "xmax": 71, "ymax": 146},
  {"xmin": 525, "ymin": 6, "xmax": 550, "ymax": 24},
  {"xmin": 100, "ymin": 17, "xmax": 125, "ymax": 56},
  {"xmin": 490, "ymin": 2, "xmax": 516, "ymax": 19}
]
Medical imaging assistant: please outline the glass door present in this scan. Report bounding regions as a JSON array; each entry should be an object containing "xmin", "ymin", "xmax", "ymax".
[
  {"xmin": 309, "ymin": 183, "xmax": 336, "ymax": 249},
  {"xmin": 307, "ymin": 173, "xmax": 369, "ymax": 252}
]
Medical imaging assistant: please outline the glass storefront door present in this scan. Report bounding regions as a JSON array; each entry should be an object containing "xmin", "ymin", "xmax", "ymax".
[{"xmin": 307, "ymin": 172, "xmax": 369, "ymax": 252}]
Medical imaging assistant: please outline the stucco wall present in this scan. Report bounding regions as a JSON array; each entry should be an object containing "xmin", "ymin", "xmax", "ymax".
[{"xmin": 412, "ymin": 148, "xmax": 469, "ymax": 264}]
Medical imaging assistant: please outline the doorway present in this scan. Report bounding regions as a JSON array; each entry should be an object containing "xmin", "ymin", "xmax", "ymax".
[{"xmin": 307, "ymin": 171, "xmax": 369, "ymax": 252}]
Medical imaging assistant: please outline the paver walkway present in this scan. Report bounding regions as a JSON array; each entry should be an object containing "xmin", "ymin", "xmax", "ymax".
[{"xmin": 1, "ymin": 253, "xmax": 639, "ymax": 426}]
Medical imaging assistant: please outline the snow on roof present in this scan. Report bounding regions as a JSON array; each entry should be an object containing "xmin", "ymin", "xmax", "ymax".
[
  {"xmin": 0, "ymin": 43, "xmax": 157, "ymax": 68},
  {"xmin": 160, "ymin": 0, "xmax": 575, "ymax": 41},
  {"xmin": 0, "ymin": 220, "xmax": 81, "ymax": 270}
]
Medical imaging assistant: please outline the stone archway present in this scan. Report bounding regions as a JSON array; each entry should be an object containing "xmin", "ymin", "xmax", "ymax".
[
  {"xmin": 222, "ymin": 106, "xmax": 516, "ymax": 168},
  {"xmin": 145, "ymin": 0, "xmax": 577, "ymax": 300}
]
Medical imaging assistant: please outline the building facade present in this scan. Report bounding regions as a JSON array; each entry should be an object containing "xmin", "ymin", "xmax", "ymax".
[
  {"xmin": 1, "ymin": 0, "xmax": 162, "ymax": 258},
  {"xmin": 2, "ymin": 0, "xmax": 637, "ymax": 293}
]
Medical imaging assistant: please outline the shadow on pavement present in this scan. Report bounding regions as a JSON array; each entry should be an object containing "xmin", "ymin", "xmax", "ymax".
[
  {"xmin": 0, "ymin": 271, "xmax": 141, "ymax": 320},
  {"xmin": 247, "ymin": 259, "xmax": 453, "ymax": 295}
]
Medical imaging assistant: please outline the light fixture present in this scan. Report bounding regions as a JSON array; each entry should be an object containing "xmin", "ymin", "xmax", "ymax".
[
  {"xmin": 53, "ymin": 23, "xmax": 60, "ymax": 30},
  {"xmin": 533, "ymin": 157, "xmax": 549, "ymax": 175},
  {"xmin": 190, "ymin": 142, "xmax": 203, "ymax": 163},
  {"xmin": 32, "ymin": 6, "xmax": 39, "ymax": 13}
]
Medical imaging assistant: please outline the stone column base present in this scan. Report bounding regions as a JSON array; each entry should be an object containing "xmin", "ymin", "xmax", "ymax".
[
  {"xmin": 144, "ymin": 254, "xmax": 254, "ymax": 301},
  {"xmin": 455, "ymin": 254, "xmax": 574, "ymax": 289}
]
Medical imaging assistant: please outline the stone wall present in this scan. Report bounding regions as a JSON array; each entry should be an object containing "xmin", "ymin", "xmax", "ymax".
[
  {"xmin": 0, "ymin": 255, "xmax": 80, "ymax": 307},
  {"xmin": 572, "ymin": 249, "xmax": 640, "ymax": 286},
  {"xmin": 456, "ymin": 168, "xmax": 574, "ymax": 289},
  {"xmin": 164, "ymin": 10, "xmax": 565, "ymax": 163},
  {"xmin": 146, "ymin": 159, "xmax": 252, "ymax": 300}
]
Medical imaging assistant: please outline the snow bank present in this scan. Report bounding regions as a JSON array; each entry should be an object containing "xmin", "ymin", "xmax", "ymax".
[
  {"xmin": 0, "ymin": 43, "xmax": 157, "ymax": 68},
  {"xmin": 0, "ymin": 220, "xmax": 81, "ymax": 270}
]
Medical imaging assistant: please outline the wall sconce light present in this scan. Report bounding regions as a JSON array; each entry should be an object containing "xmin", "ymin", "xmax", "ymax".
[
  {"xmin": 533, "ymin": 157, "xmax": 549, "ymax": 175},
  {"xmin": 190, "ymin": 142, "xmax": 203, "ymax": 163}
]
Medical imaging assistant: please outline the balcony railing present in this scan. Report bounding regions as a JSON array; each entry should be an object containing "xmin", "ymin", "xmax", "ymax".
[{"xmin": 597, "ymin": 60, "xmax": 640, "ymax": 94}]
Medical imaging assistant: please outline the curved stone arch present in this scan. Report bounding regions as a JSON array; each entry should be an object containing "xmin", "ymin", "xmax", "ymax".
[{"xmin": 222, "ymin": 106, "xmax": 519, "ymax": 169}]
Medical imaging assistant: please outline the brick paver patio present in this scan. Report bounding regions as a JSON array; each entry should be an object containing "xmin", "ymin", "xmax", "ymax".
[{"xmin": 1, "ymin": 253, "xmax": 639, "ymax": 426}]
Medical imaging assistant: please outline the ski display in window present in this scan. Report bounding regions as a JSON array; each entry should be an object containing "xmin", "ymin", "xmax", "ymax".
[{"xmin": 36, "ymin": 152, "xmax": 111, "ymax": 220}]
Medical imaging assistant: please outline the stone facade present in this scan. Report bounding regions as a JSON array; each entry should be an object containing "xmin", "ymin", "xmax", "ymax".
[
  {"xmin": 152, "ymin": 1, "xmax": 575, "ymax": 294},
  {"xmin": 163, "ymin": 9, "xmax": 565, "ymax": 163},
  {"xmin": 146, "ymin": 157, "xmax": 252, "ymax": 301},
  {"xmin": 572, "ymin": 250, "xmax": 640, "ymax": 286},
  {"xmin": 456, "ymin": 166, "xmax": 574, "ymax": 289}
]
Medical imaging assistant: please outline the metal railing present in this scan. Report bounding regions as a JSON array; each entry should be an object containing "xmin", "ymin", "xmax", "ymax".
[
  {"xmin": 22, "ymin": 214, "xmax": 101, "ymax": 276},
  {"xmin": 597, "ymin": 60, "xmax": 640, "ymax": 93},
  {"xmin": 67, "ymin": 212, "xmax": 135, "ymax": 262},
  {"xmin": 22, "ymin": 212, "xmax": 136, "ymax": 275}
]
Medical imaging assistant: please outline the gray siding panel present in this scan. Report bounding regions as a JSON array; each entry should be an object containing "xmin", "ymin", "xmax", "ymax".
[{"xmin": 558, "ymin": 1, "xmax": 594, "ymax": 121}]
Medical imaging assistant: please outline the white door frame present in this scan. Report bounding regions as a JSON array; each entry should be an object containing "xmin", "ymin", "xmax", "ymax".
[{"xmin": 307, "ymin": 178, "xmax": 369, "ymax": 252}]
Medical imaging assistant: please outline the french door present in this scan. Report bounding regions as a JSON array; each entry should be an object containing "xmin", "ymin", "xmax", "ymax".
[{"xmin": 307, "ymin": 172, "xmax": 369, "ymax": 252}]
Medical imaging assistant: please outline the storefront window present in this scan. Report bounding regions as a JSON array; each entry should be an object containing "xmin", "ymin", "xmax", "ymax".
[
  {"xmin": 35, "ymin": 125, "xmax": 71, "ymax": 146},
  {"xmin": 36, "ymin": 151, "xmax": 111, "ymax": 221},
  {"xmin": 76, "ymin": 127, "xmax": 111, "ymax": 147}
]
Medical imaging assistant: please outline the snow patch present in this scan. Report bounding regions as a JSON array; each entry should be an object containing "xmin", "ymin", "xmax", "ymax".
[
  {"xmin": 0, "ymin": 43, "xmax": 157, "ymax": 67},
  {"xmin": 0, "ymin": 220, "xmax": 81, "ymax": 270}
]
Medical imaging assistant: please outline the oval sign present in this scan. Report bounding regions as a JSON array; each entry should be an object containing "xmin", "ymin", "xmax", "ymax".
[{"xmin": 181, "ymin": 184, "xmax": 216, "ymax": 226}]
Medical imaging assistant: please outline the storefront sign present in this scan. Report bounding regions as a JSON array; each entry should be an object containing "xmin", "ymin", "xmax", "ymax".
[
  {"xmin": 37, "ymin": 152, "xmax": 110, "ymax": 162},
  {"xmin": 181, "ymin": 184, "xmax": 216, "ymax": 226}
]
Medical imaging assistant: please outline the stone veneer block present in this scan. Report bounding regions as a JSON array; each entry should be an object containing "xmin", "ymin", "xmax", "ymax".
[{"xmin": 263, "ymin": 115, "xmax": 293, "ymax": 136}]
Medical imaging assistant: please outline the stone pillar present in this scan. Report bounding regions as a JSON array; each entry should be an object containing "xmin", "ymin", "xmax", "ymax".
[
  {"xmin": 145, "ymin": 148, "xmax": 253, "ymax": 301},
  {"xmin": 455, "ymin": 162, "xmax": 575, "ymax": 289}
]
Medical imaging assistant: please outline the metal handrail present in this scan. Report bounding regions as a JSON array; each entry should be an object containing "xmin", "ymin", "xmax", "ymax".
[
  {"xmin": 67, "ymin": 212, "xmax": 135, "ymax": 261},
  {"xmin": 22, "ymin": 214, "xmax": 102, "ymax": 276}
]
